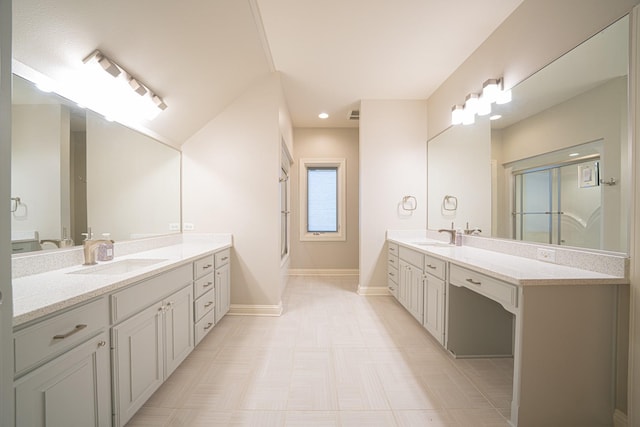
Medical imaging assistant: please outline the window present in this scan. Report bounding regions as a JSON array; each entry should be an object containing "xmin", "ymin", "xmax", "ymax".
[{"xmin": 299, "ymin": 158, "xmax": 346, "ymax": 241}]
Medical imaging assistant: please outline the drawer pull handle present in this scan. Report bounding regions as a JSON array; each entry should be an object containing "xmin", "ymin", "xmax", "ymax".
[
  {"xmin": 204, "ymin": 301, "xmax": 214, "ymax": 308},
  {"xmin": 53, "ymin": 324, "xmax": 87, "ymax": 340},
  {"xmin": 389, "ymin": 272, "xmax": 395, "ymax": 277},
  {"xmin": 426, "ymin": 264, "xmax": 437, "ymax": 269},
  {"xmin": 204, "ymin": 322, "xmax": 214, "ymax": 330},
  {"xmin": 203, "ymin": 264, "xmax": 213, "ymax": 269},
  {"xmin": 466, "ymin": 278, "xmax": 482, "ymax": 286},
  {"xmin": 221, "ymin": 256, "xmax": 229, "ymax": 261},
  {"xmin": 203, "ymin": 281, "xmax": 213, "ymax": 288}
]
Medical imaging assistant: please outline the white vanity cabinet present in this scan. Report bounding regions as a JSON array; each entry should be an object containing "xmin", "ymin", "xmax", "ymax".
[
  {"xmin": 111, "ymin": 264, "xmax": 194, "ymax": 427},
  {"xmin": 423, "ymin": 255, "xmax": 446, "ymax": 345},
  {"xmin": 398, "ymin": 246, "xmax": 424, "ymax": 323},
  {"xmin": 13, "ymin": 298, "xmax": 111, "ymax": 427},
  {"xmin": 214, "ymin": 248, "xmax": 231, "ymax": 323}
]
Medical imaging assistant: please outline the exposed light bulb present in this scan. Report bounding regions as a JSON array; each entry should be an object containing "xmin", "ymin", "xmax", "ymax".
[
  {"xmin": 481, "ymin": 78, "xmax": 500, "ymax": 104},
  {"xmin": 477, "ymin": 95, "xmax": 492, "ymax": 116},
  {"xmin": 464, "ymin": 93, "xmax": 480, "ymax": 115},
  {"xmin": 451, "ymin": 105, "xmax": 464, "ymax": 125}
]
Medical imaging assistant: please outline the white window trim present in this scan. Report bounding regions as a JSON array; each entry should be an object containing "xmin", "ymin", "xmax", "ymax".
[{"xmin": 299, "ymin": 158, "xmax": 346, "ymax": 242}]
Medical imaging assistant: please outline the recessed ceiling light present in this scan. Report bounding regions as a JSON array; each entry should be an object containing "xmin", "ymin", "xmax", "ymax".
[
  {"xmin": 569, "ymin": 152, "xmax": 580, "ymax": 157},
  {"xmin": 489, "ymin": 114, "xmax": 502, "ymax": 121},
  {"xmin": 318, "ymin": 112, "xmax": 329, "ymax": 119}
]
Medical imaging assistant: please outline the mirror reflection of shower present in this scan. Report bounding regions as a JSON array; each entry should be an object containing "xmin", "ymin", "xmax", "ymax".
[{"xmin": 510, "ymin": 140, "xmax": 605, "ymax": 250}]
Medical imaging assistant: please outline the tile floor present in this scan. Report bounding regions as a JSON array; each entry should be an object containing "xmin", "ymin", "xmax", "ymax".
[{"xmin": 126, "ymin": 275, "xmax": 513, "ymax": 426}]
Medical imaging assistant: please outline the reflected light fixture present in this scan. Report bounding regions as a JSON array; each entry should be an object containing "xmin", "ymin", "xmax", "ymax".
[
  {"xmin": 82, "ymin": 49, "xmax": 167, "ymax": 122},
  {"xmin": 489, "ymin": 114, "xmax": 502, "ymax": 121},
  {"xmin": 451, "ymin": 77, "xmax": 511, "ymax": 126},
  {"xmin": 318, "ymin": 112, "xmax": 329, "ymax": 119}
]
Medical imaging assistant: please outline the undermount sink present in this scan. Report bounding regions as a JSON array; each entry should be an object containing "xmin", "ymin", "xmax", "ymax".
[
  {"xmin": 69, "ymin": 258, "xmax": 167, "ymax": 275},
  {"xmin": 412, "ymin": 241, "xmax": 452, "ymax": 248}
]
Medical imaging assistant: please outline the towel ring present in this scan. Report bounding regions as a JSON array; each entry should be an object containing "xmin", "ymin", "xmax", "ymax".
[{"xmin": 443, "ymin": 195, "xmax": 457, "ymax": 211}]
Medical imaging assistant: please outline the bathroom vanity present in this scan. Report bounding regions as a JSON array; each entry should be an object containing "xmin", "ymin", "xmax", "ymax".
[
  {"xmin": 388, "ymin": 232, "xmax": 628, "ymax": 427},
  {"xmin": 11, "ymin": 235, "xmax": 232, "ymax": 427}
]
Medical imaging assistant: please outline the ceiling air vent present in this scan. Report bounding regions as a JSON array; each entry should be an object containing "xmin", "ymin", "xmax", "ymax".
[{"xmin": 348, "ymin": 110, "xmax": 360, "ymax": 120}]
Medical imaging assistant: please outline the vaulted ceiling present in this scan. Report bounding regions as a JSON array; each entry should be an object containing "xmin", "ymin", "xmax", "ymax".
[{"xmin": 12, "ymin": 0, "xmax": 525, "ymax": 146}]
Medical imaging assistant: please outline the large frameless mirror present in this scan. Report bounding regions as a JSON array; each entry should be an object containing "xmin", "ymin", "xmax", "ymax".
[
  {"xmin": 428, "ymin": 16, "xmax": 629, "ymax": 254},
  {"xmin": 11, "ymin": 74, "xmax": 181, "ymax": 254}
]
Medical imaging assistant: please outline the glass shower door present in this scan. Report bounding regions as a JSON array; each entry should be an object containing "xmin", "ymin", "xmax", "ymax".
[{"xmin": 513, "ymin": 160, "xmax": 601, "ymax": 248}]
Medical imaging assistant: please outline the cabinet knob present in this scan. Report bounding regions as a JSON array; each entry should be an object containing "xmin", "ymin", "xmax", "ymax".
[{"xmin": 97, "ymin": 340, "xmax": 107, "ymax": 348}]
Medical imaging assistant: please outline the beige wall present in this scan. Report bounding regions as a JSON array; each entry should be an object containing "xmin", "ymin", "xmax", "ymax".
[
  {"xmin": 359, "ymin": 100, "xmax": 428, "ymax": 292},
  {"xmin": 290, "ymin": 128, "xmax": 359, "ymax": 271},
  {"xmin": 182, "ymin": 73, "xmax": 291, "ymax": 312},
  {"xmin": 427, "ymin": 0, "xmax": 638, "ymax": 140}
]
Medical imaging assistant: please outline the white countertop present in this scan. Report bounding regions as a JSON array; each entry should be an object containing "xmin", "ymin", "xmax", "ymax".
[
  {"xmin": 388, "ymin": 237, "xmax": 629, "ymax": 287},
  {"xmin": 12, "ymin": 238, "xmax": 231, "ymax": 327}
]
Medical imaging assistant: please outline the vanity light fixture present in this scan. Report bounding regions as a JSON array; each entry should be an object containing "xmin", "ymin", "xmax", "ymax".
[
  {"xmin": 451, "ymin": 78, "xmax": 511, "ymax": 126},
  {"xmin": 489, "ymin": 114, "xmax": 502, "ymax": 121},
  {"xmin": 81, "ymin": 49, "xmax": 167, "ymax": 121}
]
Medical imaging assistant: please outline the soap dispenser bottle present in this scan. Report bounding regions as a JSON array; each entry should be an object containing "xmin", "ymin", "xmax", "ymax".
[
  {"xmin": 455, "ymin": 229, "xmax": 463, "ymax": 246},
  {"xmin": 97, "ymin": 233, "xmax": 114, "ymax": 261}
]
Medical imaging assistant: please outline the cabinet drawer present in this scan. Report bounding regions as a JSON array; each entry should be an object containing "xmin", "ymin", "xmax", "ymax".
[
  {"xmin": 388, "ymin": 253, "xmax": 398, "ymax": 269},
  {"xmin": 194, "ymin": 254, "xmax": 215, "ymax": 279},
  {"xmin": 14, "ymin": 297, "xmax": 108, "ymax": 375},
  {"xmin": 195, "ymin": 289, "xmax": 215, "ymax": 321},
  {"xmin": 111, "ymin": 264, "xmax": 192, "ymax": 324},
  {"xmin": 449, "ymin": 264, "xmax": 518, "ymax": 312},
  {"xmin": 214, "ymin": 248, "xmax": 230, "ymax": 268},
  {"xmin": 388, "ymin": 242, "xmax": 398, "ymax": 257},
  {"xmin": 194, "ymin": 273, "xmax": 215, "ymax": 299},
  {"xmin": 399, "ymin": 246, "xmax": 424, "ymax": 270},
  {"xmin": 195, "ymin": 309, "xmax": 215, "ymax": 345},
  {"xmin": 424, "ymin": 255, "xmax": 446, "ymax": 281},
  {"xmin": 388, "ymin": 264, "xmax": 398, "ymax": 284}
]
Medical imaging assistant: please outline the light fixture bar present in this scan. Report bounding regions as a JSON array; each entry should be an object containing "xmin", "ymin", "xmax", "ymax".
[
  {"xmin": 82, "ymin": 49, "xmax": 167, "ymax": 119},
  {"xmin": 451, "ymin": 77, "xmax": 511, "ymax": 126}
]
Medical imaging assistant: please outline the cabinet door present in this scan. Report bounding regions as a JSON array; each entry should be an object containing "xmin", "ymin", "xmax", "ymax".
[
  {"xmin": 398, "ymin": 260, "xmax": 410, "ymax": 310},
  {"xmin": 424, "ymin": 276, "xmax": 446, "ymax": 345},
  {"xmin": 15, "ymin": 332, "xmax": 111, "ymax": 427},
  {"xmin": 409, "ymin": 270, "xmax": 424, "ymax": 323},
  {"xmin": 215, "ymin": 262, "xmax": 230, "ymax": 323},
  {"xmin": 112, "ymin": 302, "xmax": 164, "ymax": 427},
  {"xmin": 164, "ymin": 285, "xmax": 194, "ymax": 377}
]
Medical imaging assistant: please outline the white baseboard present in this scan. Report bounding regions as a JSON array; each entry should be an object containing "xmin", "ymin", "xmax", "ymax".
[
  {"xmin": 613, "ymin": 409, "xmax": 627, "ymax": 427},
  {"xmin": 228, "ymin": 303, "xmax": 283, "ymax": 317},
  {"xmin": 288, "ymin": 268, "xmax": 359, "ymax": 276},
  {"xmin": 357, "ymin": 285, "xmax": 390, "ymax": 296}
]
